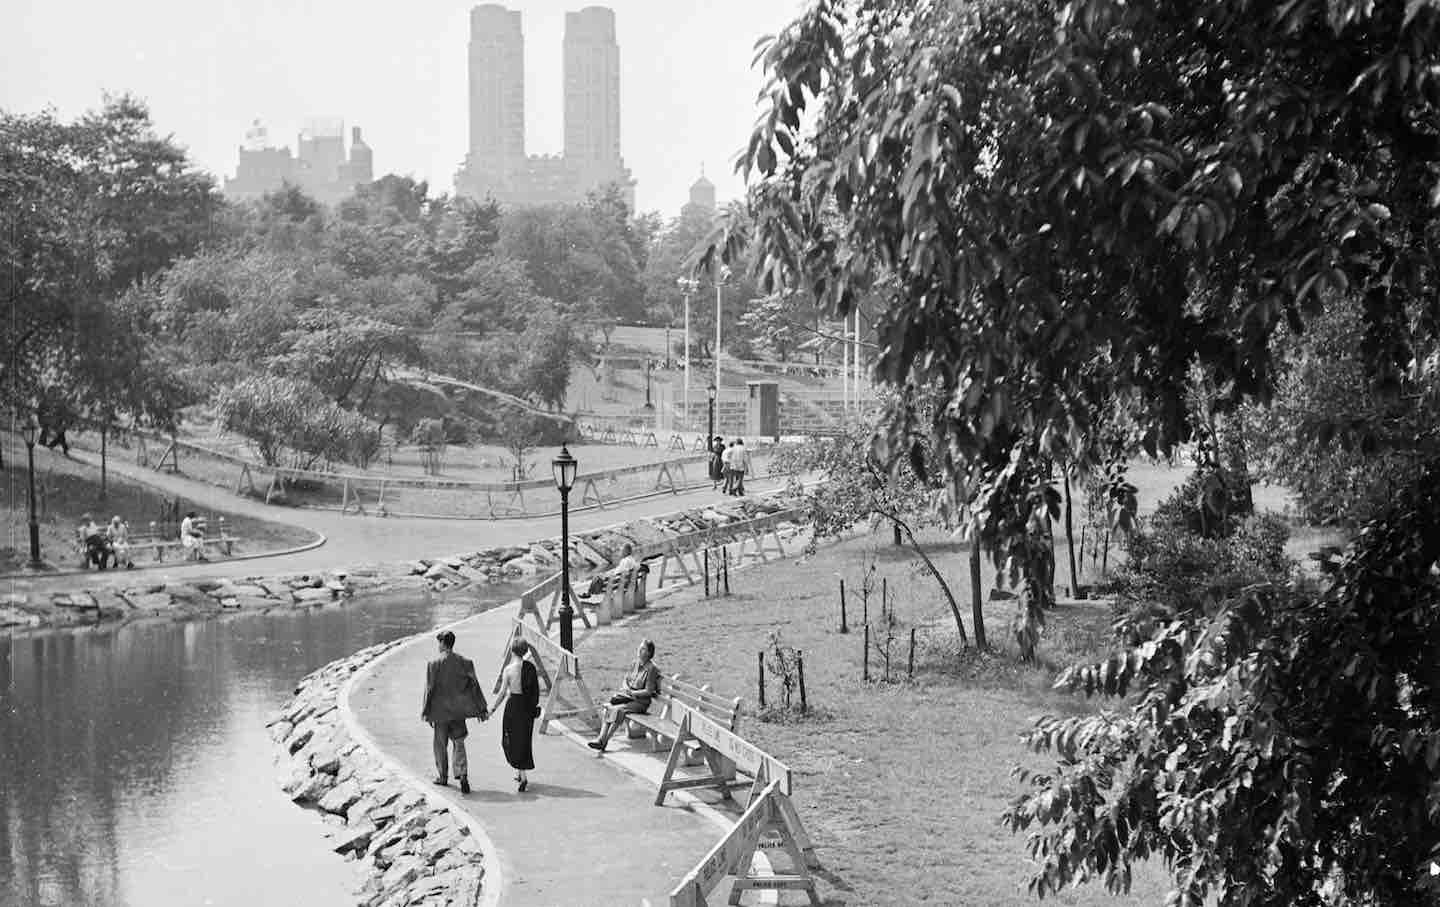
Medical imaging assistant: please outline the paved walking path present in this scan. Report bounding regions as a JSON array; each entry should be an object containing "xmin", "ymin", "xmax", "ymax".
[
  {"xmin": 348, "ymin": 587, "xmax": 738, "ymax": 906},
  {"xmin": 5, "ymin": 445, "xmax": 786, "ymax": 596}
]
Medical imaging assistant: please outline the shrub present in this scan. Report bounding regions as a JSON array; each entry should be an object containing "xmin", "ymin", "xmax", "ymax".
[{"xmin": 1112, "ymin": 471, "xmax": 1292, "ymax": 644}]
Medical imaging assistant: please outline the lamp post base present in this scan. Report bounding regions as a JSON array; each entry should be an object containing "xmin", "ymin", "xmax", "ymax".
[{"xmin": 558, "ymin": 604, "xmax": 575, "ymax": 653}]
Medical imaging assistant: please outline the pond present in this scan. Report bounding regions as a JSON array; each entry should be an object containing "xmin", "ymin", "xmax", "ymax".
[{"xmin": 0, "ymin": 586, "xmax": 522, "ymax": 907}]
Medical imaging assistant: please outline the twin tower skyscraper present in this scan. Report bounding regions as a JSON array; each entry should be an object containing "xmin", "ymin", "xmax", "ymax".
[{"xmin": 454, "ymin": 5, "xmax": 635, "ymax": 209}]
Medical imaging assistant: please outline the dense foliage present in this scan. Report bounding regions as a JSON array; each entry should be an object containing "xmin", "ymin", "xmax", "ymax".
[{"xmin": 736, "ymin": 0, "xmax": 1440, "ymax": 900}]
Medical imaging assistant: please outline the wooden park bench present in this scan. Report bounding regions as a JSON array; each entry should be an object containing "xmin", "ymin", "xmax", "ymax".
[
  {"xmin": 621, "ymin": 674, "xmax": 745, "ymax": 786},
  {"xmin": 571, "ymin": 564, "xmax": 647, "ymax": 626}
]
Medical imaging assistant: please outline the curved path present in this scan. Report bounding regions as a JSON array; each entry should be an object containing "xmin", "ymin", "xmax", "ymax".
[
  {"xmin": 348, "ymin": 590, "xmax": 732, "ymax": 906},
  {"xmin": 6, "ymin": 445, "xmax": 787, "ymax": 597}
]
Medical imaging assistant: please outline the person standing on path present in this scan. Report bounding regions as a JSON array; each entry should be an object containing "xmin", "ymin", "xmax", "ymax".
[
  {"xmin": 494, "ymin": 639, "xmax": 541, "ymax": 792},
  {"xmin": 722, "ymin": 440, "xmax": 738, "ymax": 495},
  {"xmin": 709, "ymin": 436, "xmax": 726, "ymax": 489},
  {"xmin": 732, "ymin": 438, "xmax": 750, "ymax": 496},
  {"xmin": 587, "ymin": 639, "xmax": 661, "ymax": 753},
  {"xmin": 421, "ymin": 630, "xmax": 489, "ymax": 794}
]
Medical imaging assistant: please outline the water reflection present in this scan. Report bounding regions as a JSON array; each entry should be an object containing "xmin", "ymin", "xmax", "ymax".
[{"xmin": 0, "ymin": 586, "xmax": 521, "ymax": 907}]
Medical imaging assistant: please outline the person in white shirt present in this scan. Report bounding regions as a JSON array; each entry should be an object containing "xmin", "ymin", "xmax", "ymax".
[
  {"xmin": 731, "ymin": 438, "xmax": 751, "ymax": 496},
  {"xmin": 616, "ymin": 544, "xmax": 639, "ymax": 573},
  {"xmin": 180, "ymin": 511, "xmax": 207, "ymax": 561},
  {"xmin": 107, "ymin": 516, "xmax": 133, "ymax": 569},
  {"xmin": 721, "ymin": 441, "xmax": 737, "ymax": 495}
]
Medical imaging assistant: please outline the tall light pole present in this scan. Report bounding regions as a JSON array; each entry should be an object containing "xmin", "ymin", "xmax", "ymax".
[
  {"xmin": 643, "ymin": 359, "xmax": 654, "ymax": 411},
  {"xmin": 707, "ymin": 382, "xmax": 717, "ymax": 446},
  {"xmin": 714, "ymin": 266, "xmax": 729, "ymax": 400},
  {"xmin": 677, "ymin": 277, "xmax": 699, "ymax": 430},
  {"xmin": 21, "ymin": 418, "xmax": 42, "ymax": 569},
  {"xmin": 552, "ymin": 445, "xmax": 579, "ymax": 652}
]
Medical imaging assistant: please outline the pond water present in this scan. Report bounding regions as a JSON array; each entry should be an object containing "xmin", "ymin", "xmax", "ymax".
[{"xmin": 0, "ymin": 586, "xmax": 522, "ymax": 907}]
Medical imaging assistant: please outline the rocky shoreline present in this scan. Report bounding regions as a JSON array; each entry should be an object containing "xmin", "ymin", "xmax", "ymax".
[
  {"xmin": 271, "ymin": 642, "xmax": 488, "ymax": 907},
  {"xmin": 1, "ymin": 494, "xmax": 801, "ymax": 632}
]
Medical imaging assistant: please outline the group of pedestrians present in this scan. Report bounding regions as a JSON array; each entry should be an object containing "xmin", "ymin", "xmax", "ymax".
[
  {"xmin": 708, "ymin": 436, "xmax": 750, "ymax": 496},
  {"xmin": 421, "ymin": 630, "xmax": 540, "ymax": 795},
  {"xmin": 420, "ymin": 630, "xmax": 665, "ymax": 791}
]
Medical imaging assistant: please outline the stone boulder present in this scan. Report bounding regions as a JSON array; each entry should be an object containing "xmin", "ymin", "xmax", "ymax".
[{"xmin": 317, "ymin": 779, "xmax": 363, "ymax": 816}]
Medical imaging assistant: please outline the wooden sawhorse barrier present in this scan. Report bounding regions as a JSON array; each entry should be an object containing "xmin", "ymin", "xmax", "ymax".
[
  {"xmin": 492, "ymin": 617, "xmax": 598, "ymax": 734},
  {"xmin": 669, "ymin": 780, "xmax": 820, "ymax": 907}
]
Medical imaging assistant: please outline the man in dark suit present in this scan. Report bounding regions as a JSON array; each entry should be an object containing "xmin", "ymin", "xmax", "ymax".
[{"xmin": 421, "ymin": 630, "xmax": 489, "ymax": 794}]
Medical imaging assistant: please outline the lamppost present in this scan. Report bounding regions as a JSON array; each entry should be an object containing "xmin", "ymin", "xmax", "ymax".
[
  {"xmin": 706, "ymin": 382, "xmax": 717, "ymax": 446},
  {"xmin": 714, "ymin": 266, "xmax": 729, "ymax": 398},
  {"xmin": 677, "ymin": 277, "xmax": 699, "ymax": 429},
  {"xmin": 21, "ymin": 418, "xmax": 42, "ymax": 569},
  {"xmin": 643, "ymin": 359, "xmax": 654, "ymax": 410},
  {"xmin": 552, "ymin": 445, "xmax": 579, "ymax": 652}
]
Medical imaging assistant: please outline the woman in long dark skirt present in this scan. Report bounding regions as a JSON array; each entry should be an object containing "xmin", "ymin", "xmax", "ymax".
[{"xmin": 496, "ymin": 639, "xmax": 540, "ymax": 792}]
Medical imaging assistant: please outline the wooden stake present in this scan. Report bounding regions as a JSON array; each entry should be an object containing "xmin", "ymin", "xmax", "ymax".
[
  {"xmin": 797, "ymin": 650, "xmax": 807, "ymax": 713},
  {"xmin": 839, "ymin": 578, "xmax": 848, "ymax": 634},
  {"xmin": 882, "ymin": 577, "xmax": 888, "ymax": 621},
  {"xmin": 758, "ymin": 651, "xmax": 766, "ymax": 709},
  {"xmin": 703, "ymin": 548, "xmax": 711, "ymax": 598},
  {"xmin": 722, "ymin": 545, "xmax": 730, "ymax": 596},
  {"xmin": 908, "ymin": 628, "xmax": 916, "ymax": 679},
  {"xmin": 862, "ymin": 624, "xmax": 870, "ymax": 683}
]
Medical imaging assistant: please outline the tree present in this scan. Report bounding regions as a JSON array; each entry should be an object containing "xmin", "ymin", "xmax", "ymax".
[
  {"xmin": 216, "ymin": 374, "xmax": 378, "ymax": 469},
  {"xmin": 273, "ymin": 308, "xmax": 420, "ymax": 411},
  {"xmin": 1, "ymin": 96, "xmax": 215, "ymax": 429},
  {"xmin": 775, "ymin": 405, "xmax": 972, "ymax": 647},
  {"xmin": 736, "ymin": 0, "xmax": 1440, "ymax": 900}
]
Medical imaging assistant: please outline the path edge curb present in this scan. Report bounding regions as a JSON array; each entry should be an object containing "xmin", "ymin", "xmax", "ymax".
[{"xmin": 339, "ymin": 607, "xmax": 508, "ymax": 907}]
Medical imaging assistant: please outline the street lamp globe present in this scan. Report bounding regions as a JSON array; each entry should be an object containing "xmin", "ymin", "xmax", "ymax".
[
  {"xmin": 552, "ymin": 445, "xmax": 578, "ymax": 493},
  {"xmin": 707, "ymin": 383, "xmax": 717, "ymax": 401},
  {"xmin": 21, "ymin": 418, "xmax": 37, "ymax": 447}
]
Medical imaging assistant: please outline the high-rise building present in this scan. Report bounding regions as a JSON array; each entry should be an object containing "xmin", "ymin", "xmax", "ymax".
[
  {"xmin": 468, "ymin": 4, "xmax": 525, "ymax": 170},
  {"xmin": 223, "ymin": 118, "xmax": 375, "ymax": 204},
  {"xmin": 563, "ymin": 7, "xmax": 621, "ymax": 164},
  {"xmin": 455, "ymin": 4, "xmax": 635, "ymax": 209}
]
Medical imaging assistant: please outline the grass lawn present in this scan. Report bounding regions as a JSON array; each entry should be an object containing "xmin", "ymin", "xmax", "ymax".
[
  {"xmin": 0, "ymin": 435, "xmax": 316, "ymax": 574},
  {"xmin": 576, "ymin": 528, "xmax": 1176, "ymax": 906}
]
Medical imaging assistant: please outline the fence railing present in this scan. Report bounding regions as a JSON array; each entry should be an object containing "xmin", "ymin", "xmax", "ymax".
[{"xmin": 83, "ymin": 428, "xmax": 787, "ymax": 521}]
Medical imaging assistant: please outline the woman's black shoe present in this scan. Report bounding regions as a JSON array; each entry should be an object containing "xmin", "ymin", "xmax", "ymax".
[
  {"xmin": 459, "ymin": 776, "xmax": 471, "ymax": 794},
  {"xmin": 517, "ymin": 778, "xmax": 528, "ymax": 793}
]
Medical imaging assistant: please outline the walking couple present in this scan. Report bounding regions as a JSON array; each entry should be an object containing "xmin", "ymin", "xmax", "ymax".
[{"xmin": 421, "ymin": 630, "xmax": 540, "ymax": 794}]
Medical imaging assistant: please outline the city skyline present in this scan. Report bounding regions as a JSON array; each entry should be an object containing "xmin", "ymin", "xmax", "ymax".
[
  {"xmin": 455, "ymin": 4, "xmax": 634, "ymax": 207},
  {"xmin": 0, "ymin": 0, "xmax": 808, "ymax": 214}
]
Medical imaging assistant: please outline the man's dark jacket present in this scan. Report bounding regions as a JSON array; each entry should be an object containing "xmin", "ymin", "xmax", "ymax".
[{"xmin": 422, "ymin": 651, "xmax": 488, "ymax": 724}]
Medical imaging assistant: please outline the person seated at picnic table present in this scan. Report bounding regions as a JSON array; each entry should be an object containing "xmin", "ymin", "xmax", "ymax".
[
  {"xmin": 78, "ymin": 513, "xmax": 112, "ymax": 569},
  {"xmin": 179, "ymin": 511, "xmax": 207, "ymax": 561},
  {"xmin": 107, "ymin": 515, "xmax": 134, "ymax": 569},
  {"xmin": 587, "ymin": 638, "xmax": 661, "ymax": 753}
]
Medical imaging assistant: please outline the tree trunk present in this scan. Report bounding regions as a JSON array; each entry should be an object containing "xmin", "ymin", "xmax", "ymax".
[
  {"xmin": 889, "ymin": 511, "xmax": 968, "ymax": 647},
  {"xmin": 1063, "ymin": 470, "xmax": 1078, "ymax": 595},
  {"xmin": 100, "ymin": 422, "xmax": 108, "ymax": 500},
  {"xmin": 969, "ymin": 539, "xmax": 987, "ymax": 650}
]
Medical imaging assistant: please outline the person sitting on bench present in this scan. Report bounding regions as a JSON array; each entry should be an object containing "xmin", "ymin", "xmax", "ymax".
[
  {"xmin": 107, "ymin": 515, "xmax": 134, "ymax": 569},
  {"xmin": 587, "ymin": 638, "xmax": 661, "ymax": 753},
  {"xmin": 79, "ymin": 514, "xmax": 112, "ymax": 569},
  {"xmin": 180, "ymin": 511, "xmax": 207, "ymax": 561}
]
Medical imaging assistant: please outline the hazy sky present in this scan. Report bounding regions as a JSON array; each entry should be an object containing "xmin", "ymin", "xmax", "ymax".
[{"xmin": 1, "ymin": 0, "xmax": 809, "ymax": 215}]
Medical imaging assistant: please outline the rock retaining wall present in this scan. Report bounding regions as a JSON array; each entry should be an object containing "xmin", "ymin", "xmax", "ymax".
[
  {"xmin": 4, "ymin": 491, "xmax": 804, "ymax": 631},
  {"xmin": 271, "ymin": 642, "xmax": 486, "ymax": 907}
]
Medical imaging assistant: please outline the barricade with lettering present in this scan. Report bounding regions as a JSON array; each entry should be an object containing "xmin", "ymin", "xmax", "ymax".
[
  {"xmin": 492, "ymin": 618, "xmax": 598, "ymax": 734},
  {"xmin": 653, "ymin": 700, "xmax": 793, "ymax": 808},
  {"xmin": 668, "ymin": 780, "xmax": 820, "ymax": 907}
]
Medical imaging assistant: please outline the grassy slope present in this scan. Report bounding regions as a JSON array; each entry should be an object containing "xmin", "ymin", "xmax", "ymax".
[
  {"xmin": 579, "ymin": 530, "xmax": 1171, "ymax": 906},
  {"xmin": 0, "ymin": 436, "xmax": 315, "ymax": 574},
  {"xmin": 572, "ymin": 459, "xmax": 1347, "ymax": 905}
]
